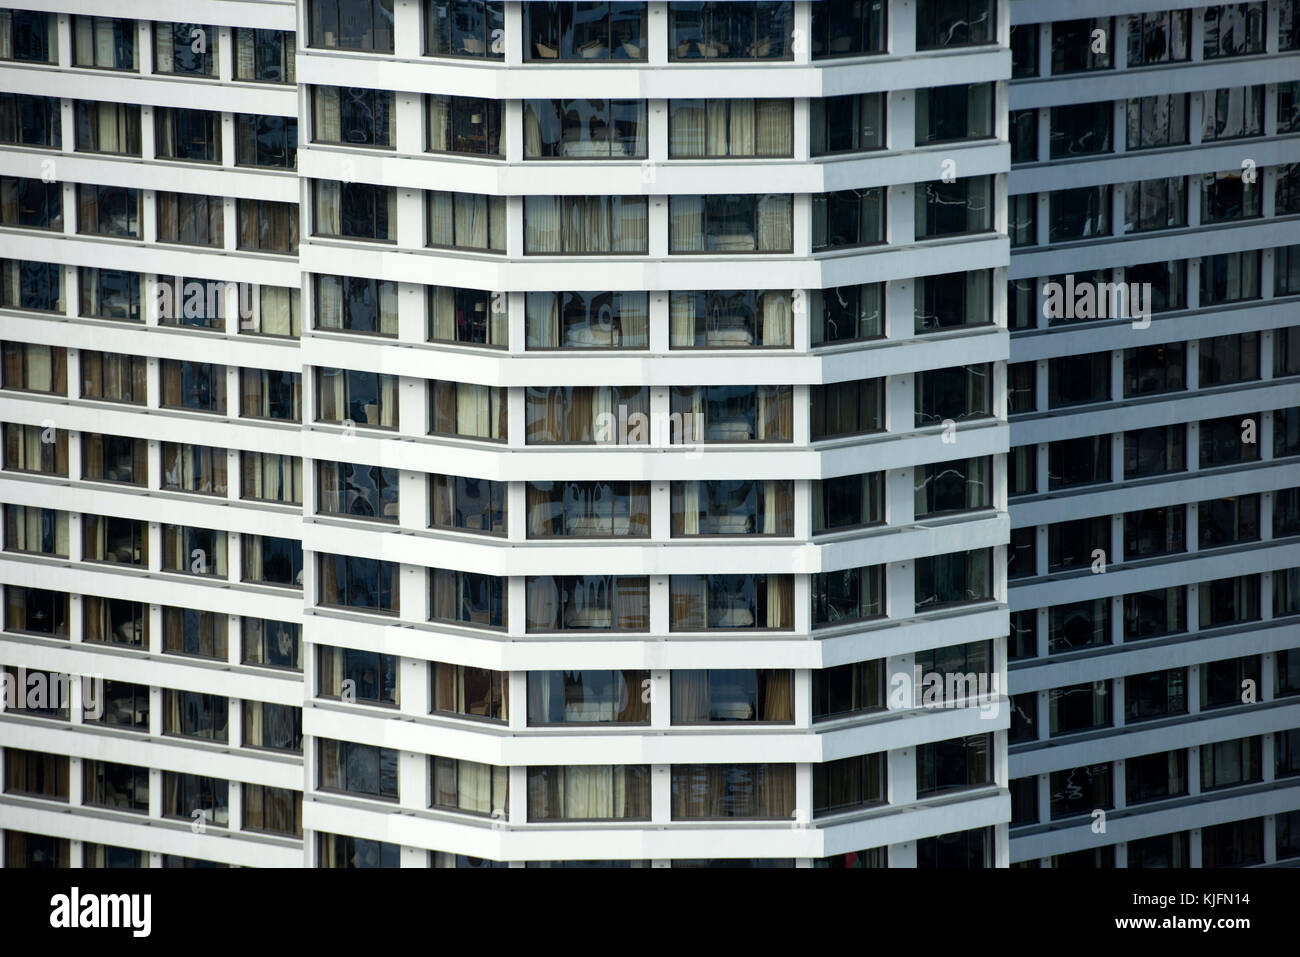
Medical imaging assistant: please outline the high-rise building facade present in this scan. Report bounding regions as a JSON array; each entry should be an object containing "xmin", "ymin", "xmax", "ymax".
[
  {"xmin": 1006, "ymin": 1, "xmax": 1300, "ymax": 868},
  {"xmin": 0, "ymin": 0, "xmax": 1017, "ymax": 868}
]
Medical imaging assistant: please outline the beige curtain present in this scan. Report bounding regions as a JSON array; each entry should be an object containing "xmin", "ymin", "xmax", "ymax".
[
  {"xmin": 729, "ymin": 99, "xmax": 755, "ymax": 154},
  {"xmin": 671, "ymin": 197, "xmax": 705, "ymax": 252},
  {"xmin": 670, "ymin": 576, "xmax": 707, "ymax": 630},
  {"xmin": 430, "ymin": 285, "xmax": 455, "ymax": 341},
  {"xmin": 669, "ymin": 292, "xmax": 696, "ymax": 346},
  {"xmin": 315, "ymin": 276, "xmax": 344, "ymax": 329},
  {"xmin": 314, "ymin": 87, "xmax": 342, "ymax": 142},
  {"xmin": 761, "ymin": 291, "xmax": 792, "ymax": 346},
  {"xmin": 756, "ymin": 99, "xmax": 792, "ymax": 156},
  {"xmin": 762, "ymin": 670, "xmax": 793, "ymax": 721},
  {"xmin": 525, "ymin": 196, "xmax": 562, "ymax": 253},
  {"xmin": 314, "ymin": 181, "xmax": 341, "ymax": 235},
  {"xmin": 757, "ymin": 194, "xmax": 792, "ymax": 251},
  {"xmin": 428, "ymin": 191, "xmax": 454, "ymax": 246},
  {"xmin": 766, "ymin": 575, "xmax": 791, "ymax": 628}
]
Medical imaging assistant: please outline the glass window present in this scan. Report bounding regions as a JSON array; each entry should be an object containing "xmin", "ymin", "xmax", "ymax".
[
  {"xmin": 528, "ymin": 765, "xmax": 648, "ymax": 820},
  {"xmin": 812, "ymin": 472, "xmax": 882, "ymax": 533},
  {"xmin": 915, "ymin": 364, "xmax": 992, "ymax": 425},
  {"xmin": 237, "ymin": 199, "xmax": 299, "ymax": 254},
  {"xmin": 83, "ymin": 597, "xmax": 146, "ymax": 648},
  {"xmin": 810, "ymin": 380, "xmax": 882, "ymax": 439},
  {"xmin": 914, "ymin": 550, "xmax": 992, "ymax": 610},
  {"xmin": 435, "ymin": 757, "xmax": 509, "ymax": 815},
  {"xmin": 526, "ymin": 195, "xmax": 648, "ymax": 253},
  {"xmin": 316, "ymin": 368, "xmax": 398, "ymax": 429},
  {"xmin": 671, "ymin": 764, "xmax": 793, "ymax": 819},
  {"xmin": 312, "ymin": 86, "xmax": 394, "ymax": 147},
  {"xmin": 527, "ymin": 290, "xmax": 647, "ymax": 349},
  {"xmin": 241, "ymin": 451, "xmax": 303, "ymax": 504},
  {"xmin": 527, "ymin": 2, "xmax": 648, "ymax": 61},
  {"xmin": 671, "ymin": 479, "xmax": 792, "ymax": 536},
  {"xmin": 242, "ymin": 618, "xmax": 302, "ymax": 670},
  {"xmin": 0, "ymin": 93, "xmax": 61, "ymax": 148},
  {"xmin": 153, "ymin": 22, "xmax": 215, "ymax": 75},
  {"xmin": 813, "ymin": 565, "xmax": 884, "ymax": 626},
  {"xmin": 812, "ymin": 661, "xmax": 884, "ymax": 720},
  {"xmin": 916, "ymin": 734, "xmax": 992, "ymax": 795},
  {"xmin": 669, "ymin": 194, "xmax": 791, "ymax": 253},
  {"xmin": 668, "ymin": 2, "xmax": 791, "ymax": 60},
  {"xmin": 432, "ymin": 663, "xmax": 508, "ymax": 721},
  {"xmin": 812, "ymin": 0, "xmax": 885, "ymax": 58},
  {"xmin": 914, "ymin": 457, "xmax": 992, "ymax": 516},
  {"xmin": 0, "ymin": 10, "xmax": 57, "ymax": 62},
  {"xmin": 430, "ymin": 568, "xmax": 507, "ymax": 629},
  {"xmin": 916, "ymin": 176, "xmax": 992, "ymax": 238},
  {"xmin": 526, "ymin": 481, "xmax": 649, "ymax": 538},
  {"xmin": 429, "ymin": 94, "xmax": 502, "ymax": 156},
  {"xmin": 317, "ymin": 553, "xmax": 400, "ymax": 614},
  {"xmin": 235, "ymin": 114, "xmax": 297, "ymax": 168},
  {"xmin": 1128, "ymin": 11, "xmax": 1189, "ymax": 65},
  {"xmin": 309, "ymin": 0, "xmax": 395, "ymax": 52},
  {"xmin": 530, "ymin": 670, "xmax": 650, "ymax": 724},
  {"xmin": 1, "ymin": 176, "xmax": 61, "ymax": 230},
  {"xmin": 810, "ymin": 94, "xmax": 884, "ymax": 155},
  {"xmin": 525, "ymin": 575, "xmax": 649, "ymax": 631},
  {"xmin": 154, "ymin": 107, "xmax": 220, "ymax": 162},
  {"xmin": 318, "ymin": 739, "xmax": 398, "ymax": 799},
  {"xmin": 234, "ymin": 28, "xmax": 295, "ymax": 82},
  {"xmin": 425, "ymin": 1, "xmax": 505, "ymax": 59},
  {"xmin": 318, "ymin": 646, "xmax": 398, "ymax": 705},
  {"xmin": 668, "ymin": 98, "xmax": 790, "ymax": 158},
  {"xmin": 312, "ymin": 180, "xmax": 395, "ymax": 241},
  {"xmin": 916, "ymin": 0, "xmax": 995, "ymax": 49},
  {"xmin": 1, "ymin": 259, "xmax": 59, "ymax": 315},
  {"xmin": 815, "ymin": 754, "xmax": 886, "ymax": 816},
  {"xmin": 809, "ymin": 284, "xmax": 883, "ymax": 345},
  {"xmin": 1203, "ymin": 3, "xmax": 1265, "ymax": 58},
  {"xmin": 163, "ymin": 690, "xmax": 228, "ymax": 742},
  {"xmin": 527, "ymin": 98, "xmax": 647, "ymax": 158},
  {"xmin": 431, "ymin": 380, "xmax": 507, "ymax": 441},
  {"xmin": 4, "ymin": 586, "xmax": 68, "ymax": 636},
  {"xmin": 1051, "ymin": 18, "xmax": 1113, "ymax": 73},
  {"xmin": 318, "ymin": 833, "xmax": 398, "ymax": 868},
  {"xmin": 1050, "ymin": 101, "xmax": 1112, "ymax": 158},
  {"xmin": 1203, "ymin": 86, "xmax": 1264, "ymax": 141},
  {"xmin": 315, "ymin": 275, "xmax": 397, "ymax": 337},
  {"xmin": 916, "ymin": 83, "xmax": 994, "ymax": 143},
  {"xmin": 1050, "ymin": 764, "xmax": 1112, "ymax": 819},
  {"xmin": 162, "ymin": 607, "xmax": 227, "ymax": 658},
  {"xmin": 431, "ymin": 474, "xmax": 506, "ymax": 535},
  {"xmin": 914, "ymin": 270, "xmax": 992, "ymax": 333}
]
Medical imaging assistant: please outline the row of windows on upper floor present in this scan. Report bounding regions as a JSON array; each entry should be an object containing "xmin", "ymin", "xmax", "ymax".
[
  {"xmin": 1, "ymin": 524, "xmax": 998, "ymax": 625},
  {"xmin": 1010, "ymin": 5, "xmax": 1300, "ymax": 79},
  {"xmin": 1010, "ymin": 248, "xmax": 1300, "ymax": 332},
  {"xmin": 1015, "ymin": 820, "xmax": 1300, "ymax": 869},
  {"xmin": 1010, "ymin": 165, "xmax": 1300, "ymax": 250},
  {"xmin": 0, "ymin": 421, "xmax": 986, "ymax": 537},
  {"xmin": 1010, "ymin": 645, "xmax": 1300, "ymax": 743},
  {"xmin": 1008, "ymin": 327, "xmax": 1300, "ymax": 416},
  {"xmin": 3, "ymin": 88, "xmax": 1002, "ymax": 164},
  {"xmin": 1011, "ymin": 730, "xmax": 1300, "ymax": 831},
  {"xmin": 1, "ymin": 343, "xmax": 997, "ymax": 439},
  {"xmin": 0, "ymin": 86, "xmax": 1001, "ymax": 164},
  {"xmin": 1007, "ymin": 488, "xmax": 1300, "ymax": 584},
  {"xmin": 0, "ymin": 178, "xmax": 994, "ymax": 258},
  {"xmin": 1, "ymin": 749, "xmax": 303, "ymax": 838},
  {"xmin": 1007, "ymin": 406, "xmax": 1300, "ymax": 498},
  {"xmin": 1010, "ymin": 87, "xmax": 1300, "ymax": 174},
  {"xmin": 0, "ymin": 253, "xmax": 1004, "ymax": 350},
  {"xmin": 0, "ymin": 733, "xmax": 995, "ymax": 832},
  {"xmin": 0, "ymin": 2, "xmax": 996, "ymax": 71},
  {"xmin": 0, "ymin": 828, "xmax": 979, "ymax": 868},
  {"xmin": 0, "ymin": 648, "xmax": 988, "ymax": 729},
  {"xmin": 1007, "ymin": 569, "xmax": 1300, "ymax": 658},
  {"xmin": 4, "ymin": 444, "xmax": 993, "ymax": 538}
]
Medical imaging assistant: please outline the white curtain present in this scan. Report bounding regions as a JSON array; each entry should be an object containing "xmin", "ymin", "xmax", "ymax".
[
  {"xmin": 756, "ymin": 99, "xmax": 792, "ymax": 156},
  {"xmin": 757, "ymin": 194, "xmax": 792, "ymax": 251},
  {"xmin": 427, "ymin": 95, "xmax": 450, "ymax": 151},
  {"xmin": 671, "ymin": 196, "xmax": 704, "ymax": 252},
  {"xmin": 762, "ymin": 291, "xmax": 792, "ymax": 346},
  {"xmin": 525, "ymin": 196, "xmax": 561, "ymax": 253}
]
